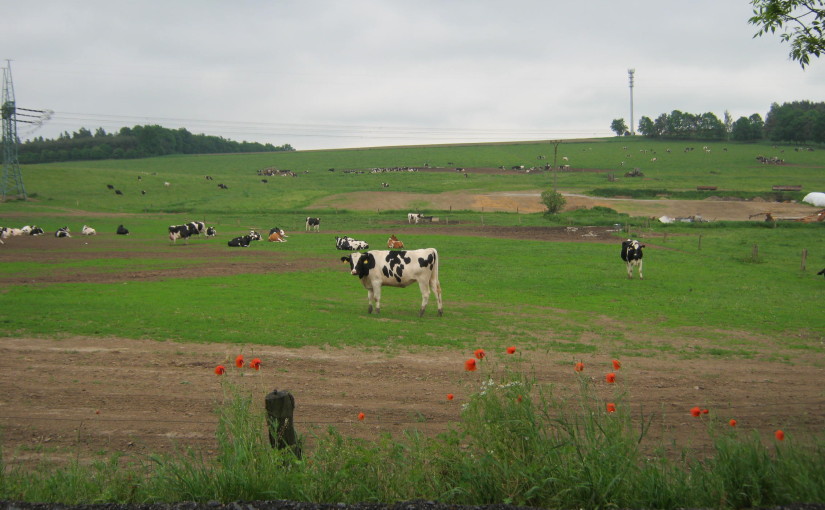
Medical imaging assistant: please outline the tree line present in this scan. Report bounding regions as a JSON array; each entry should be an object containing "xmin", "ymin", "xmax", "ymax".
[
  {"xmin": 18, "ymin": 125, "xmax": 294, "ymax": 164},
  {"xmin": 610, "ymin": 101, "xmax": 825, "ymax": 144}
]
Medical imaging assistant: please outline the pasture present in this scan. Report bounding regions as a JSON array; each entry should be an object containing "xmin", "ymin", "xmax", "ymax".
[{"xmin": 1, "ymin": 137, "xmax": 824, "ymax": 506}]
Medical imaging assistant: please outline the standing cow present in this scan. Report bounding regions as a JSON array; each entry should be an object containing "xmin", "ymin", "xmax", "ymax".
[
  {"xmin": 306, "ymin": 217, "xmax": 321, "ymax": 232},
  {"xmin": 620, "ymin": 239, "xmax": 645, "ymax": 279},
  {"xmin": 341, "ymin": 248, "xmax": 443, "ymax": 317}
]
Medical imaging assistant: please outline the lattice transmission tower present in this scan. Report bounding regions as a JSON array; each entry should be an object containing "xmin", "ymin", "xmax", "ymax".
[{"xmin": 2, "ymin": 60, "xmax": 26, "ymax": 200}]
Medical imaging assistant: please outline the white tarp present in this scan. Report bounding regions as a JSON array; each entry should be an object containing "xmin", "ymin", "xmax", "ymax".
[{"xmin": 802, "ymin": 192, "xmax": 825, "ymax": 207}]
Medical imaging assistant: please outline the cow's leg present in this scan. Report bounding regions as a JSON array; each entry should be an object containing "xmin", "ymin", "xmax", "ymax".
[
  {"xmin": 431, "ymin": 277, "xmax": 443, "ymax": 317},
  {"xmin": 366, "ymin": 287, "xmax": 375, "ymax": 314},
  {"xmin": 637, "ymin": 259, "xmax": 643, "ymax": 280},
  {"xmin": 371, "ymin": 283, "xmax": 382, "ymax": 314},
  {"xmin": 417, "ymin": 279, "xmax": 431, "ymax": 317},
  {"xmin": 626, "ymin": 261, "xmax": 633, "ymax": 279}
]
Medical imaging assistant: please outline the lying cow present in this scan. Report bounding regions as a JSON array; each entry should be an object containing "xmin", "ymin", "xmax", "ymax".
[
  {"xmin": 336, "ymin": 236, "xmax": 369, "ymax": 250},
  {"xmin": 270, "ymin": 227, "xmax": 287, "ymax": 238},
  {"xmin": 206, "ymin": 226, "xmax": 217, "ymax": 237},
  {"xmin": 620, "ymin": 239, "xmax": 645, "ymax": 279},
  {"xmin": 55, "ymin": 226, "xmax": 71, "ymax": 238},
  {"xmin": 117, "ymin": 225, "xmax": 130, "ymax": 235},
  {"xmin": 81, "ymin": 225, "xmax": 97, "ymax": 236},
  {"xmin": 341, "ymin": 248, "xmax": 443, "ymax": 317},
  {"xmin": 387, "ymin": 234, "xmax": 404, "ymax": 249},
  {"xmin": 228, "ymin": 235, "xmax": 253, "ymax": 247},
  {"xmin": 306, "ymin": 217, "xmax": 321, "ymax": 232},
  {"xmin": 248, "ymin": 230, "xmax": 263, "ymax": 241},
  {"xmin": 268, "ymin": 230, "xmax": 286, "ymax": 242}
]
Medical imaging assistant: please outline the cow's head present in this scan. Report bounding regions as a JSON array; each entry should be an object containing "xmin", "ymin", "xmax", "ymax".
[{"xmin": 341, "ymin": 252, "xmax": 375, "ymax": 278}]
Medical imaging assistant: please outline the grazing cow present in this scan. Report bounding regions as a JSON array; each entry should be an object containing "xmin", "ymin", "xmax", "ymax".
[
  {"xmin": 168, "ymin": 224, "xmax": 194, "ymax": 243},
  {"xmin": 387, "ymin": 234, "xmax": 404, "ymax": 249},
  {"xmin": 106, "ymin": 184, "xmax": 114, "ymax": 190},
  {"xmin": 206, "ymin": 226, "xmax": 217, "ymax": 237},
  {"xmin": 336, "ymin": 236, "xmax": 368, "ymax": 250},
  {"xmin": 340, "ymin": 248, "xmax": 443, "ymax": 317},
  {"xmin": 81, "ymin": 225, "xmax": 97, "ymax": 236},
  {"xmin": 818, "ymin": 268, "xmax": 825, "ymax": 278},
  {"xmin": 55, "ymin": 227, "xmax": 71, "ymax": 238},
  {"xmin": 228, "ymin": 235, "xmax": 253, "ymax": 247},
  {"xmin": 407, "ymin": 212, "xmax": 423, "ymax": 224},
  {"xmin": 620, "ymin": 239, "xmax": 645, "ymax": 279},
  {"xmin": 306, "ymin": 217, "xmax": 321, "ymax": 232},
  {"xmin": 116, "ymin": 225, "xmax": 130, "ymax": 235}
]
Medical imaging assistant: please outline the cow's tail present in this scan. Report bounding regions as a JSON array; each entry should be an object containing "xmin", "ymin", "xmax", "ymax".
[{"xmin": 430, "ymin": 249, "xmax": 443, "ymax": 316}]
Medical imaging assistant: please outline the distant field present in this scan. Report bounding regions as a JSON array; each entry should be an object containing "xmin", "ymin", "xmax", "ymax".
[{"xmin": 6, "ymin": 138, "xmax": 825, "ymax": 216}]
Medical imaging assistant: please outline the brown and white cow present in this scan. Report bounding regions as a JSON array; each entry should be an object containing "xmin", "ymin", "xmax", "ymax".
[
  {"xmin": 341, "ymin": 248, "xmax": 443, "ymax": 317},
  {"xmin": 387, "ymin": 234, "xmax": 404, "ymax": 249}
]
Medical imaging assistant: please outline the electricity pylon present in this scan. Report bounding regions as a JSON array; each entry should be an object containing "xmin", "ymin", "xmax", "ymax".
[{"xmin": 2, "ymin": 60, "xmax": 26, "ymax": 200}]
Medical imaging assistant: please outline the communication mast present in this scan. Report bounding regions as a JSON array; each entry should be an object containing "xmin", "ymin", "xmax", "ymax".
[
  {"xmin": 627, "ymin": 68, "xmax": 635, "ymax": 136},
  {"xmin": 2, "ymin": 60, "xmax": 26, "ymax": 200}
]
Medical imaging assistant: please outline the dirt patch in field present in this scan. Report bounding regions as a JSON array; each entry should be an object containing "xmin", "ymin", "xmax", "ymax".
[
  {"xmin": 1, "ymin": 216, "xmax": 823, "ymax": 469},
  {"xmin": 310, "ymin": 182, "xmax": 819, "ymax": 221}
]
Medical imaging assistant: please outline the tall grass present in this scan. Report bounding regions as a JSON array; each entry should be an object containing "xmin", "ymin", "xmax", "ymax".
[{"xmin": 3, "ymin": 354, "xmax": 823, "ymax": 508}]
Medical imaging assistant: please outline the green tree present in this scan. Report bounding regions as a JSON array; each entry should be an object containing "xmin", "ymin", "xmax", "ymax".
[
  {"xmin": 610, "ymin": 118, "xmax": 628, "ymax": 136},
  {"xmin": 637, "ymin": 116, "xmax": 656, "ymax": 137},
  {"xmin": 540, "ymin": 190, "xmax": 566, "ymax": 216},
  {"xmin": 749, "ymin": 0, "xmax": 825, "ymax": 68}
]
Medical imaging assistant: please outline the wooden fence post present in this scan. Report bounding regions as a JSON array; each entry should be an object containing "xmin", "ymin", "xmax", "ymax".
[
  {"xmin": 698, "ymin": 234, "xmax": 702, "ymax": 251},
  {"xmin": 265, "ymin": 389, "xmax": 301, "ymax": 459},
  {"xmin": 752, "ymin": 244, "xmax": 759, "ymax": 262},
  {"xmin": 801, "ymin": 248, "xmax": 807, "ymax": 271}
]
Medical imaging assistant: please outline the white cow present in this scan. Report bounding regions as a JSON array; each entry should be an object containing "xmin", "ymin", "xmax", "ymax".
[
  {"xmin": 340, "ymin": 248, "xmax": 443, "ymax": 317},
  {"xmin": 81, "ymin": 225, "xmax": 97, "ymax": 236},
  {"xmin": 407, "ymin": 213, "xmax": 423, "ymax": 224}
]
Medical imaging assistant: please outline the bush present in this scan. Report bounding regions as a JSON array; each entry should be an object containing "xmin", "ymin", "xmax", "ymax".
[{"xmin": 540, "ymin": 190, "xmax": 566, "ymax": 216}]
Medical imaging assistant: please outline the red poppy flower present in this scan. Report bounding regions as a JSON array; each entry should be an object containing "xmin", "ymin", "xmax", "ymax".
[
  {"xmin": 606, "ymin": 403, "xmax": 617, "ymax": 413},
  {"xmin": 506, "ymin": 346, "xmax": 516, "ymax": 355},
  {"xmin": 235, "ymin": 355, "xmax": 244, "ymax": 368},
  {"xmin": 249, "ymin": 358, "xmax": 262, "ymax": 370},
  {"xmin": 729, "ymin": 419, "xmax": 737, "ymax": 427},
  {"xmin": 690, "ymin": 406, "xmax": 701, "ymax": 417},
  {"xmin": 358, "ymin": 412, "xmax": 365, "ymax": 421},
  {"xmin": 702, "ymin": 409, "xmax": 709, "ymax": 415},
  {"xmin": 517, "ymin": 395, "xmax": 523, "ymax": 403},
  {"xmin": 446, "ymin": 393, "xmax": 454, "ymax": 401},
  {"xmin": 612, "ymin": 359, "xmax": 621, "ymax": 370},
  {"xmin": 464, "ymin": 359, "xmax": 477, "ymax": 371},
  {"xmin": 474, "ymin": 349, "xmax": 486, "ymax": 360},
  {"xmin": 775, "ymin": 430, "xmax": 785, "ymax": 441},
  {"xmin": 574, "ymin": 362, "xmax": 584, "ymax": 372},
  {"xmin": 214, "ymin": 365, "xmax": 226, "ymax": 375},
  {"xmin": 605, "ymin": 372, "xmax": 616, "ymax": 384}
]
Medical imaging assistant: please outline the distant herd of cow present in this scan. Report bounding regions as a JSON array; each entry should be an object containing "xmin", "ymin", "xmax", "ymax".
[{"xmin": 22, "ymin": 211, "xmax": 819, "ymax": 314}]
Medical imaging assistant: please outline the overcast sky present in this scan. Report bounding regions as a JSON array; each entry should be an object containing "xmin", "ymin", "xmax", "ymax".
[{"xmin": 3, "ymin": 1, "xmax": 823, "ymax": 150}]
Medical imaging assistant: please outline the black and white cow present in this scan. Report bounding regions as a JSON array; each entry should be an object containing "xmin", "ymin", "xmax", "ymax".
[
  {"xmin": 306, "ymin": 217, "xmax": 321, "ymax": 232},
  {"xmin": 228, "ymin": 235, "xmax": 253, "ymax": 247},
  {"xmin": 168, "ymin": 224, "xmax": 194, "ymax": 243},
  {"xmin": 248, "ymin": 230, "xmax": 262, "ymax": 241},
  {"xmin": 340, "ymin": 248, "xmax": 443, "ymax": 317},
  {"xmin": 407, "ymin": 212, "xmax": 423, "ymax": 224},
  {"xmin": 0, "ymin": 227, "xmax": 8, "ymax": 244},
  {"xmin": 55, "ymin": 226, "xmax": 71, "ymax": 238},
  {"xmin": 336, "ymin": 236, "xmax": 369, "ymax": 250},
  {"xmin": 206, "ymin": 226, "xmax": 217, "ymax": 237},
  {"xmin": 27, "ymin": 226, "xmax": 45, "ymax": 236},
  {"xmin": 620, "ymin": 239, "xmax": 645, "ymax": 279},
  {"xmin": 116, "ymin": 225, "xmax": 130, "ymax": 235}
]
